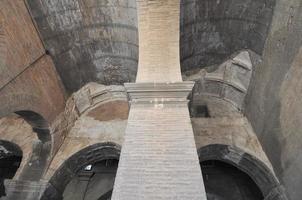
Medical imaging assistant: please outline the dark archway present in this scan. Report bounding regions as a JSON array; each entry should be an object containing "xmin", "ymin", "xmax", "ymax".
[
  {"xmin": 201, "ymin": 160, "xmax": 263, "ymax": 200},
  {"xmin": 41, "ymin": 142, "xmax": 120, "ymax": 200},
  {"xmin": 198, "ymin": 144, "xmax": 288, "ymax": 200},
  {"xmin": 63, "ymin": 159, "xmax": 118, "ymax": 200},
  {"xmin": 0, "ymin": 140, "xmax": 23, "ymax": 197}
]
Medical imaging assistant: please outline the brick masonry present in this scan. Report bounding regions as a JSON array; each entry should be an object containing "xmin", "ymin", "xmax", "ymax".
[
  {"xmin": 135, "ymin": 0, "xmax": 182, "ymax": 82},
  {"xmin": 112, "ymin": 102, "xmax": 206, "ymax": 199},
  {"xmin": 112, "ymin": 1, "xmax": 206, "ymax": 198}
]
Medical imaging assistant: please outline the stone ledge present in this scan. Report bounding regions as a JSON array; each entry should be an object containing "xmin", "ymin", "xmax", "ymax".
[{"xmin": 124, "ymin": 82, "xmax": 194, "ymax": 103}]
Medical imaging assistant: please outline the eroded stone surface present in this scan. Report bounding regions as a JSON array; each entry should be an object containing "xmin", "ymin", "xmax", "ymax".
[{"xmin": 44, "ymin": 92, "xmax": 128, "ymax": 180}]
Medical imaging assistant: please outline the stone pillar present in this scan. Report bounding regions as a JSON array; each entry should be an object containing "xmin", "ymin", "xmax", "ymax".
[{"xmin": 112, "ymin": 0, "xmax": 207, "ymax": 199}]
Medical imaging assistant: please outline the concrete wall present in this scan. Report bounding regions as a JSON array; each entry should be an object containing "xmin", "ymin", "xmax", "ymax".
[
  {"xmin": 27, "ymin": 0, "xmax": 138, "ymax": 93},
  {"xmin": 244, "ymin": 0, "xmax": 302, "ymax": 199},
  {"xmin": 180, "ymin": 0, "xmax": 275, "ymax": 72}
]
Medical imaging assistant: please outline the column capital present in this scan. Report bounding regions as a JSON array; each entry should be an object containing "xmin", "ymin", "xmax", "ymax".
[{"xmin": 124, "ymin": 82, "xmax": 194, "ymax": 104}]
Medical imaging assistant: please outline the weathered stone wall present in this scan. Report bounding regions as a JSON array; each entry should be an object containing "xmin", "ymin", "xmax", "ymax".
[
  {"xmin": 189, "ymin": 95, "xmax": 273, "ymax": 173},
  {"xmin": 0, "ymin": 0, "xmax": 66, "ymax": 123},
  {"xmin": 43, "ymin": 87, "xmax": 284, "ymax": 198},
  {"xmin": 244, "ymin": 0, "xmax": 302, "ymax": 199},
  {"xmin": 184, "ymin": 51, "xmax": 253, "ymax": 110},
  {"xmin": 26, "ymin": 0, "xmax": 138, "ymax": 93},
  {"xmin": 0, "ymin": 0, "xmax": 44, "ymax": 87},
  {"xmin": 44, "ymin": 83, "xmax": 129, "ymax": 180},
  {"xmin": 180, "ymin": 0, "xmax": 275, "ymax": 72},
  {"xmin": 193, "ymin": 117, "xmax": 273, "ymax": 172},
  {"xmin": 0, "ymin": 0, "xmax": 67, "ymax": 180},
  {"xmin": 191, "ymin": 95, "xmax": 288, "ymax": 199}
]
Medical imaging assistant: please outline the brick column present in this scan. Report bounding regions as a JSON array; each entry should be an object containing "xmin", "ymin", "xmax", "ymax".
[{"xmin": 111, "ymin": 0, "xmax": 207, "ymax": 199}]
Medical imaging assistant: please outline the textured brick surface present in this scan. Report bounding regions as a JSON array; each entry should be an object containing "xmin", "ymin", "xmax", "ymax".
[
  {"xmin": 112, "ymin": 103, "xmax": 206, "ymax": 199},
  {"xmin": 0, "ymin": 0, "xmax": 65, "ymax": 123},
  {"xmin": 136, "ymin": 0, "xmax": 182, "ymax": 82},
  {"xmin": 0, "ymin": 0, "xmax": 45, "ymax": 87}
]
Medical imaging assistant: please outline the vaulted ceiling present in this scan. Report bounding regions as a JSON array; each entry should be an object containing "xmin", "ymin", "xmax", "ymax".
[{"xmin": 26, "ymin": 0, "xmax": 275, "ymax": 93}]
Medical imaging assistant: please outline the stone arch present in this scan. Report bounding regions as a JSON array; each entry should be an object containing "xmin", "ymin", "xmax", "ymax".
[
  {"xmin": 0, "ymin": 100, "xmax": 52, "ymax": 180},
  {"xmin": 198, "ymin": 144, "xmax": 288, "ymax": 200},
  {"xmin": 0, "ymin": 93, "xmax": 56, "ymax": 150},
  {"xmin": 41, "ymin": 142, "xmax": 121, "ymax": 200}
]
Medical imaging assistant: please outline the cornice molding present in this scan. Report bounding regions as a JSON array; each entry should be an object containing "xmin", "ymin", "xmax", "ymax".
[{"xmin": 124, "ymin": 82, "xmax": 195, "ymax": 104}]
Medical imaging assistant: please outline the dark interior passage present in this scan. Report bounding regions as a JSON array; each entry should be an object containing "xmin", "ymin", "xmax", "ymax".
[
  {"xmin": 0, "ymin": 140, "xmax": 22, "ymax": 197},
  {"xmin": 0, "ymin": 140, "xmax": 22, "ymax": 180},
  {"xmin": 201, "ymin": 160, "xmax": 263, "ymax": 200},
  {"xmin": 63, "ymin": 159, "xmax": 118, "ymax": 200}
]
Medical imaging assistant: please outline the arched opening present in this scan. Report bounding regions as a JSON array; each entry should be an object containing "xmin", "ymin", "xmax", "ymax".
[
  {"xmin": 63, "ymin": 159, "xmax": 118, "ymax": 200},
  {"xmin": 0, "ymin": 140, "xmax": 23, "ymax": 197},
  {"xmin": 0, "ymin": 111, "xmax": 51, "ymax": 181},
  {"xmin": 201, "ymin": 160, "xmax": 263, "ymax": 200},
  {"xmin": 41, "ymin": 143, "xmax": 120, "ymax": 200},
  {"xmin": 198, "ymin": 144, "xmax": 288, "ymax": 200}
]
